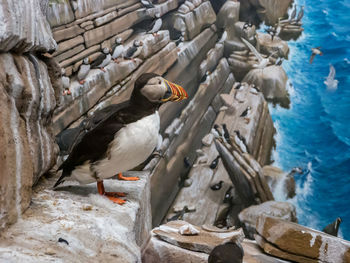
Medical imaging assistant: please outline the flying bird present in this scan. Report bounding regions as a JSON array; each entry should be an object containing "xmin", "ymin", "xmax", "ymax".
[
  {"xmin": 233, "ymin": 130, "xmax": 248, "ymax": 153},
  {"xmin": 54, "ymin": 73, "xmax": 188, "ymax": 204},
  {"xmin": 111, "ymin": 37, "xmax": 124, "ymax": 63},
  {"xmin": 91, "ymin": 47, "xmax": 111, "ymax": 72},
  {"xmin": 241, "ymin": 37, "xmax": 275, "ymax": 69},
  {"xmin": 125, "ymin": 40, "xmax": 143, "ymax": 62},
  {"xmin": 310, "ymin": 47, "xmax": 323, "ymax": 64},
  {"xmin": 148, "ymin": 12, "xmax": 162, "ymax": 36},
  {"xmin": 77, "ymin": 57, "xmax": 91, "ymax": 85},
  {"xmin": 324, "ymin": 64, "xmax": 338, "ymax": 90}
]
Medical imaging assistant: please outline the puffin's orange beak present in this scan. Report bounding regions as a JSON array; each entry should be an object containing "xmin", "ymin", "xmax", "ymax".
[{"xmin": 162, "ymin": 79, "xmax": 188, "ymax": 102}]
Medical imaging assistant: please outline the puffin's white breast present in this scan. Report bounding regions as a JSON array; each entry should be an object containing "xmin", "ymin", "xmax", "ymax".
[{"xmin": 94, "ymin": 111, "xmax": 160, "ymax": 180}]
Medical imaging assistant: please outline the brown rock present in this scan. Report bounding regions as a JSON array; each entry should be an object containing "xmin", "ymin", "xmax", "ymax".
[
  {"xmin": 53, "ymin": 25, "xmax": 85, "ymax": 43},
  {"xmin": 80, "ymin": 21, "xmax": 93, "ymax": 28},
  {"xmin": 256, "ymin": 215, "xmax": 350, "ymax": 263},
  {"xmin": 94, "ymin": 11, "xmax": 118, "ymax": 27},
  {"xmin": 55, "ymin": 44, "xmax": 85, "ymax": 63},
  {"xmin": 256, "ymin": 32, "xmax": 289, "ymax": 58},
  {"xmin": 153, "ymin": 220, "xmax": 244, "ymax": 253},
  {"xmin": 263, "ymin": 165, "xmax": 296, "ymax": 199},
  {"xmin": 53, "ymin": 36, "xmax": 85, "ymax": 57},
  {"xmin": 59, "ymin": 45, "xmax": 100, "ymax": 68}
]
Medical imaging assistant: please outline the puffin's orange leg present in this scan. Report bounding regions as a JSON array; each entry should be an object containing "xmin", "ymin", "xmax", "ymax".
[
  {"xmin": 97, "ymin": 181, "xmax": 126, "ymax": 205},
  {"xmin": 117, "ymin": 173, "xmax": 139, "ymax": 181}
]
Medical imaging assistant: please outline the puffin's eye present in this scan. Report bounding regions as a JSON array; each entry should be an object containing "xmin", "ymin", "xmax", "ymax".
[{"xmin": 158, "ymin": 80, "xmax": 162, "ymax": 84}]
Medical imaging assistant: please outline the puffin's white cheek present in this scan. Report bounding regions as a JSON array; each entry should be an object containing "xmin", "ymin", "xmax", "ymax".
[{"xmin": 141, "ymin": 85, "xmax": 165, "ymax": 102}]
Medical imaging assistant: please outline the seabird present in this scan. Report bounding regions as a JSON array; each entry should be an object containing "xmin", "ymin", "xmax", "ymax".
[
  {"xmin": 324, "ymin": 64, "xmax": 338, "ymax": 90},
  {"xmin": 223, "ymin": 186, "xmax": 233, "ymax": 203},
  {"xmin": 234, "ymin": 82, "xmax": 243, "ymax": 90},
  {"xmin": 167, "ymin": 206, "xmax": 190, "ymax": 222},
  {"xmin": 241, "ymin": 37, "xmax": 275, "ymax": 69},
  {"xmin": 111, "ymin": 37, "xmax": 124, "ymax": 63},
  {"xmin": 209, "ymin": 156, "xmax": 220, "ymax": 169},
  {"xmin": 77, "ymin": 57, "xmax": 91, "ymax": 85},
  {"xmin": 213, "ymin": 124, "xmax": 223, "ymax": 138},
  {"xmin": 184, "ymin": 156, "xmax": 191, "ymax": 168},
  {"xmin": 289, "ymin": 4, "xmax": 297, "ymax": 21},
  {"xmin": 222, "ymin": 124, "xmax": 232, "ymax": 145},
  {"xmin": 174, "ymin": 36, "xmax": 184, "ymax": 46},
  {"xmin": 323, "ymin": 217, "xmax": 342, "ymax": 237},
  {"xmin": 210, "ymin": 180, "xmax": 223, "ymax": 191},
  {"xmin": 250, "ymin": 84, "xmax": 260, "ymax": 94},
  {"xmin": 140, "ymin": 0, "xmax": 154, "ymax": 8},
  {"xmin": 91, "ymin": 47, "xmax": 111, "ymax": 72},
  {"xmin": 233, "ymin": 130, "xmax": 248, "ymax": 153},
  {"xmin": 54, "ymin": 73, "xmax": 188, "ymax": 204},
  {"xmin": 240, "ymin": 106, "xmax": 251, "ymax": 117},
  {"xmin": 125, "ymin": 40, "xmax": 143, "ymax": 62},
  {"xmin": 148, "ymin": 12, "xmax": 162, "ymax": 36},
  {"xmin": 61, "ymin": 69, "xmax": 71, "ymax": 96},
  {"xmin": 310, "ymin": 47, "xmax": 323, "ymax": 64},
  {"xmin": 295, "ymin": 5, "xmax": 304, "ymax": 24},
  {"xmin": 200, "ymin": 71, "xmax": 210, "ymax": 83},
  {"xmin": 265, "ymin": 26, "xmax": 277, "ymax": 41},
  {"xmin": 276, "ymin": 57, "xmax": 284, "ymax": 66}
]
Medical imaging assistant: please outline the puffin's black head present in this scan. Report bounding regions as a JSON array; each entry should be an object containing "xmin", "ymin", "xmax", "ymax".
[{"xmin": 131, "ymin": 73, "xmax": 188, "ymax": 109}]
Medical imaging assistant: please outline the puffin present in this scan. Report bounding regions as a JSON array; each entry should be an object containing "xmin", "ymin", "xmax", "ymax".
[
  {"xmin": 91, "ymin": 47, "xmax": 111, "ymax": 72},
  {"xmin": 289, "ymin": 4, "xmax": 297, "ymax": 21},
  {"xmin": 310, "ymin": 47, "xmax": 323, "ymax": 64},
  {"xmin": 233, "ymin": 130, "xmax": 248, "ymax": 153},
  {"xmin": 54, "ymin": 73, "xmax": 188, "ymax": 204},
  {"xmin": 148, "ymin": 12, "xmax": 162, "ymax": 36},
  {"xmin": 61, "ymin": 69, "xmax": 71, "ymax": 96},
  {"xmin": 125, "ymin": 40, "xmax": 143, "ymax": 62},
  {"xmin": 222, "ymin": 124, "xmax": 232, "ymax": 145},
  {"xmin": 323, "ymin": 217, "xmax": 342, "ymax": 237},
  {"xmin": 209, "ymin": 155, "xmax": 220, "ymax": 169},
  {"xmin": 210, "ymin": 180, "xmax": 223, "ymax": 191},
  {"xmin": 77, "ymin": 57, "xmax": 91, "ymax": 84},
  {"xmin": 240, "ymin": 106, "xmax": 251, "ymax": 117},
  {"xmin": 111, "ymin": 37, "xmax": 124, "ymax": 63}
]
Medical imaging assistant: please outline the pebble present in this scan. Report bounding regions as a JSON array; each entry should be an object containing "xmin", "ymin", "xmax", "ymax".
[
  {"xmin": 45, "ymin": 248, "xmax": 56, "ymax": 255},
  {"xmin": 179, "ymin": 224, "xmax": 200, "ymax": 235}
]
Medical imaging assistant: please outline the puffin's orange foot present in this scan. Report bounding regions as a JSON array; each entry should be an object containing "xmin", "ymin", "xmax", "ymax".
[
  {"xmin": 106, "ymin": 192, "xmax": 127, "ymax": 197},
  {"xmin": 117, "ymin": 173, "xmax": 140, "ymax": 181},
  {"xmin": 100, "ymin": 67, "xmax": 106, "ymax": 72},
  {"xmin": 79, "ymin": 80, "xmax": 85, "ymax": 85},
  {"xmin": 105, "ymin": 195, "xmax": 126, "ymax": 205}
]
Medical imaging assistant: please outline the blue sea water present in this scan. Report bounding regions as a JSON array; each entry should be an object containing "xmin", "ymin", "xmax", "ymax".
[{"xmin": 268, "ymin": 0, "xmax": 350, "ymax": 239}]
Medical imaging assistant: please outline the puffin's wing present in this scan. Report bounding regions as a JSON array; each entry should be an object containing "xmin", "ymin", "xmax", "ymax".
[
  {"xmin": 309, "ymin": 53, "xmax": 316, "ymax": 64},
  {"xmin": 148, "ymin": 18, "xmax": 162, "ymax": 33},
  {"xmin": 125, "ymin": 46, "xmax": 137, "ymax": 58},
  {"xmin": 329, "ymin": 65, "xmax": 336, "ymax": 79},
  {"xmin": 55, "ymin": 115, "xmax": 126, "ymax": 187},
  {"xmin": 91, "ymin": 53, "xmax": 106, "ymax": 68}
]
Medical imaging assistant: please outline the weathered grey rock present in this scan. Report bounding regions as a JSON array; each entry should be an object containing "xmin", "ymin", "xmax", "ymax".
[
  {"xmin": 53, "ymin": 25, "xmax": 85, "ymax": 43},
  {"xmin": 173, "ymin": 1, "xmax": 216, "ymax": 40},
  {"xmin": 0, "ymin": 171, "xmax": 151, "ymax": 262},
  {"xmin": 55, "ymin": 44, "xmax": 85, "ymax": 63},
  {"xmin": 256, "ymin": 32, "xmax": 289, "ymax": 58},
  {"xmin": 80, "ymin": 20, "xmax": 93, "ymax": 28},
  {"xmin": 240, "ymin": 0, "xmax": 292, "ymax": 26},
  {"xmin": 216, "ymin": 0, "xmax": 240, "ymax": 39},
  {"xmin": 0, "ymin": 53, "xmax": 57, "ymax": 230},
  {"xmin": 53, "ymin": 35, "xmax": 85, "ymax": 57},
  {"xmin": 47, "ymin": 0, "xmax": 75, "ymax": 28},
  {"xmin": 142, "ymin": 235, "xmax": 208, "ymax": 263},
  {"xmin": 199, "ymin": 43, "xmax": 224, "ymax": 78},
  {"xmin": 239, "ymin": 201, "xmax": 297, "ymax": 239},
  {"xmin": 256, "ymin": 215, "xmax": 350, "ymax": 263},
  {"xmin": 202, "ymin": 133, "xmax": 214, "ymax": 146},
  {"xmin": 59, "ymin": 45, "xmax": 100, "ymax": 68},
  {"xmin": 94, "ymin": 11, "xmax": 118, "ymax": 27},
  {"xmin": 101, "ymin": 29, "xmax": 134, "ymax": 50},
  {"xmin": 153, "ymin": 220, "xmax": 244, "ymax": 253},
  {"xmin": 243, "ymin": 66, "xmax": 289, "ymax": 108},
  {"xmin": 0, "ymin": 0, "xmax": 57, "ymax": 52}
]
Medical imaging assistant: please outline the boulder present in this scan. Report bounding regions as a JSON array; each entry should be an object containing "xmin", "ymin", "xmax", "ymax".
[
  {"xmin": 242, "ymin": 66, "xmax": 290, "ymax": 108},
  {"xmin": 0, "ymin": 0, "xmax": 56, "ymax": 52},
  {"xmin": 256, "ymin": 215, "xmax": 350, "ymax": 263},
  {"xmin": 256, "ymin": 32, "xmax": 289, "ymax": 58},
  {"xmin": 46, "ymin": 0, "xmax": 75, "ymax": 28},
  {"xmin": 239, "ymin": 201, "xmax": 297, "ymax": 239}
]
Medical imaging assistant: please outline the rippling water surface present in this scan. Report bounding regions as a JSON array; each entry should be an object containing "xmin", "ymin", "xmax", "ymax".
[{"xmin": 269, "ymin": 0, "xmax": 350, "ymax": 239}]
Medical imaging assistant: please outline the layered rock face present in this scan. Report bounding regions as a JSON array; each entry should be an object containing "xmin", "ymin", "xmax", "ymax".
[{"xmin": 0, "ymin": 0, "xmax": 57, "ymax": 229}]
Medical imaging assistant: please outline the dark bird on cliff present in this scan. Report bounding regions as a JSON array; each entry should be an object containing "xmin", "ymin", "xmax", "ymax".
[
  {"xmin": 140, "ymin": 0, "xmax": 154, "ymax": 8},
  {"xmin": 234, "ymin": 82, "xmax": 242, "ymax": 90},
  {"xmin": 200, "ymin": 71, "xmax": 210, "ymax": 84},
  {"xmin": 174, "ymin": 36, "xmax": 184, "ymax": 46},
  {"xmin": 233, "ymin": 130, "xmax": 248, "ymax": 153},
  {"xmin": 210, "ymin": 180, "xmax": 223, "ymax": 191},
  {"xmin": 54, "ymin": 73, "xmax": 188, "ymax": 204},
  {"xmin": 222, "ymin": 124, "xmax": 232, "ymax": 145},
  {"xmin": 295, "ymin": 5, "xmax": 304, "ymax": 23},
  {"xmin": 148, "ymin": 12, "xmax": 162, "ymax": 36},
  {"xmin": 276, "ymin": 57, "xmax": 284, "ymax": 66},
  {"xmin": 91, "ymin": 47, "xmax": 111, "ymax": 72},
  {"xmin": 125, "ymin": 40, "xmax": 143, "ymax": 62},
  {"xmin": 240, "ymin": 106, "xmax": 251, "ymax": 118},
  {"xmin": 184, "ymin": 156, "xmax": 191, "ymax": 168},
  {"xmin": 223, "ymin": 186, "xmax": 234, "ymax": 204},
  {"xmin": 208, "ymin": 241, "xmax": 244, "ymax": 263},
  {"xmin": 243, "ymin": 21, "xmax": 253, "ymax": 30},
  {"xmin": 111, "ymin": 37, "xmax": 124, "ymax": 63},
  {"xmin": 289, "ymin": 4, "xmax": 297, "ymax": 21},
  {"xmin": 323, "ymin": 217, "xmax": 342, "ymax": 237},
  {"xmin": 213, "ymin": 124, "xmax": 223, "ymax": 137},
  {"xmin": 167, "ymin": 206, "xmax": 193, "ymax": 222},
  {"xmin": 77, "ymin": 57, "xmax": 91, "ymax": 85},
  {"xmin": 209, "ymin": 156, "xmax": 220, "ymax": 169},
  {"xmin": 265, "ymin": 26, "xmax": 277, "ymax": 41},
  {"xmin": 310, "ymin": 47, "xmax": 323, "ymax": 64}
]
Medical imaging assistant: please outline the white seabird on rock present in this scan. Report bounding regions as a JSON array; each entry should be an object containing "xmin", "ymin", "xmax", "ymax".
[
  {"xmin": 91, "ymin": 47, "xmax": 111, "ymax": 72},
  {"xmin": 111, "ymin": 37, "xmax": 124, "ymax": 63},
  {"xmin": 241, "ymin": 37, "xmax": 275, "ymax": 69},
  {"xmin": 77, "ymin": 57, "xmax": 91, "ymax": 85},
  {"xmin": 140, "ymin": 0, "xmax": 154, "ymax": 8},
  {"xmin": 233, "ymin": 130, "xmax": 248, "ymax": 153},
  {"xmin": 148, "ymin": 12, "xmax": 162, "ymax": 36},
  {"xmin": 125, "ymin": 40, "xmax": 143, "ymax": 62}
]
